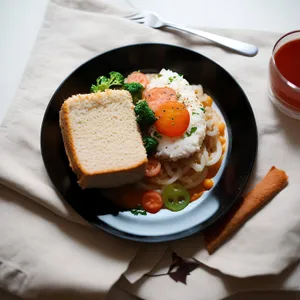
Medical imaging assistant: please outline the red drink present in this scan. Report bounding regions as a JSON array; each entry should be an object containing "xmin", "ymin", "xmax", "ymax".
[{"xmin": 269, "ymin": 31, "xmax": 300, "ymax": 119}]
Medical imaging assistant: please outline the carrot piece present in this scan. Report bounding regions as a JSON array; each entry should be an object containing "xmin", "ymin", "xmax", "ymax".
[
  {"xmin": 203, "ymin": 179, "xmax": 214, "ymax": 190},
  {"xmin": 218, "ymin": 122, "xmax": 225, "ymax": 136},
  {"xmin": 203, "ymin": 96, "xmax": 213, "ymax": 107}
]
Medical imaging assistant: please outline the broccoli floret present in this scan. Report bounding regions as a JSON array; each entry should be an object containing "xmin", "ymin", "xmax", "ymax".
[
  {"xmin": 143, "ymin": 136, "xmax": 158, "ymax": 156},
  {"xmin": 124, "ymin": 82, "xmax": 144, "ymax": 103},
  {"xmin": 90, "ymin": 71, "xmax": 124, "ymax": 93},
  {"xmin": 134, "ymin": 100, "xmax": 157, "ymax": 129},
  {"xmin": 91, "ymin": 76, "xmax": 110, "ymax": 93},
  {"xmin": 109, "ymin": 71, "xmax": 124, "ymax": 86}
]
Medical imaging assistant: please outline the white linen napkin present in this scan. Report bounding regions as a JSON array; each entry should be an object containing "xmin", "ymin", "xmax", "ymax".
[
  {"xmin": 117, "ymin": 247, "xmax": 300, "ymax": 300},
  {"xmin": 0, "ymin": 0, "xmax": 300, "ymax": 299}
]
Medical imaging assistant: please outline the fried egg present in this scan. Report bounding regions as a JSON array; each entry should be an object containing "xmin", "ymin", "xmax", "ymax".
[{"xmin": 147, "ymin": 69, "xmax": 207, "ymax": 161}]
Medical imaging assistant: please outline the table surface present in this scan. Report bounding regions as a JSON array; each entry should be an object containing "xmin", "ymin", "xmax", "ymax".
[{"xmin": 1, "ymin": 0, "xmax": 300, "ymax": 124}]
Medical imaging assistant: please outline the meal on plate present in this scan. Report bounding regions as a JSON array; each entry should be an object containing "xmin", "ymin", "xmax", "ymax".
[{"xmin": 59, "ymin": 69, "xmax": 226, "ymax": 214}]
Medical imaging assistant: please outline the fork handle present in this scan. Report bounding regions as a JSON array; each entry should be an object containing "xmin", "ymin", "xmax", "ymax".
[{"xmin": 164, "ymin": 23, "xmax": 258, "ymax": 57}]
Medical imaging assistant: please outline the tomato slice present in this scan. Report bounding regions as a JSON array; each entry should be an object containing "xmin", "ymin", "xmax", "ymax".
[
  {"xmin": 155, "ymin": 101, "xmax": 190, "ymax": 137},
  {"xmin": 145, "ymin": 158, "xmax": 161, "ymax": 177},
  {"xmin": 162, "ymin": 184, "xmax": 190, "ymax": 211},
  {"xmin": 141, "ymin": 191, "xmax": 163, "ymax": 214},
  {"xmin": 144, "ymin": 87, "xmax": 177, "ymax": 111},
  {"xmin": 126, "ymin": 71, "xmax": 148, "ymax": 88}
]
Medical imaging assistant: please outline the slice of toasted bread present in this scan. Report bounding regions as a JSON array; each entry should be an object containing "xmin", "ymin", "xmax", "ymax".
[{"xmin": 59, "ymin": 90, "xmax": 147, "ymax": 189}]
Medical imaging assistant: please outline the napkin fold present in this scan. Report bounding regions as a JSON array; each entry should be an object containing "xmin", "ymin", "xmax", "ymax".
[
  {"xmin": 117, "ymin": 247, "xmax": 300, "ymax": 300},
  {"xmin": 1, "ymin": 0, "xmax": 300, "ymax": 299},
  {"xmin": 0, "ymin": 184, "xmax": 140, "ymax": 299}
]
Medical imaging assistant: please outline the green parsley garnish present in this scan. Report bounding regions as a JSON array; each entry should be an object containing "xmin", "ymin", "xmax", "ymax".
[
  {"xmin": 157, "ymin": 74, "xmax": 163, "ymax": 78},
  {"xmin": 186, "ymin": 126, "xmax": 197, "ymax": 137},
  {"xmin": 200, "ymin": 107, "xmax": 205, "ymax": 112},
  {"xmin": 130, "ymin": 205, "xmax": 147, "ymax": 216},
  {"xmin": 192, "ymin": 112, "xmax": 199, "ymax": 116},
  {"xmin": 153, "ymin": 131, "xmax": 162, "ymax": 139},
  {"xmin": 168, "ymin": 76, "xmax": 177, "ymax": 83}
]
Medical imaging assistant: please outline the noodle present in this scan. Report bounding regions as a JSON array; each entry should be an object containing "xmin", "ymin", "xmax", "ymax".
[
  {"xmin": 206, "ymin": 125, "xmax": 218, "ymax": 137},
  {"xmin": 206, "ymin": 139, "xmax": 222, "ymax": 167},
  {"xmin": 191, "ymin": 147, "xmax": 208, "ymax": 172},
  {"xmin": 181, "ymin": 167, "xmax": 208, "ymax": 189},
  {"xmin": 149, "ymin": 162, "xmax": 183, "ymax": 186}
]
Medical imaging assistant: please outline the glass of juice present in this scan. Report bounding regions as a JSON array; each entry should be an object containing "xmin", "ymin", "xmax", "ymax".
[{"xmin": 269, "ymin": 30, "xmax": 300, "ymax": 119}]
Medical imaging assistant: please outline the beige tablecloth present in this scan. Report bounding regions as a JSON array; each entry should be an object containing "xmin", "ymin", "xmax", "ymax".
[{"xmin": 0, "ymin": 0, "xmax": 299, "ymax": 299}]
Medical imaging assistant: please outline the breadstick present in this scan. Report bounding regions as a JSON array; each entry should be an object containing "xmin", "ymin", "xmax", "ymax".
[{"xmin": 204, "ymin": 166, "xmax": 288, "ymax": 254}]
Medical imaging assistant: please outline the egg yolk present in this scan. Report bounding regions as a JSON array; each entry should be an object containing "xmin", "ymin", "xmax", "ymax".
[{"xmin": 155, "ymin": 101, "xmax": 190, "ymax": 137}]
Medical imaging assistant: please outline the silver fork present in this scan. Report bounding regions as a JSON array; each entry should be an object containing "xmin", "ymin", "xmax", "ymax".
[{"xmin": 125, "ymin": 11, "xmax": 258, "ymax": 57}]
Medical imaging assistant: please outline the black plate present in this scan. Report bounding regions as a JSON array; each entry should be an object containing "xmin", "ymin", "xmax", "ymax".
[{"xmin": 41, "ymin": 43, "xmax": 257, "ymax": 242}]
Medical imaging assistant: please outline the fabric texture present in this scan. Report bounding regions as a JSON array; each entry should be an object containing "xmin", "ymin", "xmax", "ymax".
[
  {"xmin": 0, "ymin": 0, "xmax": 300, "ymax": 299},
  {"xmin": 118, "ymin": 247, "xmax": 300, "ymax": 300}
]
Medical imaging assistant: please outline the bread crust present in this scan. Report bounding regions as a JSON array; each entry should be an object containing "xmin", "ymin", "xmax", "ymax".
[{"xmin": 59, "ymin": 91, "xmax": 147, "ymax": 189}]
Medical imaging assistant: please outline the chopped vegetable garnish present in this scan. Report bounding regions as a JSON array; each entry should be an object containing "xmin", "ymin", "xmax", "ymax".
[
  {"xmin": 186, "ymin": 126, "xmax": 197, "ymax": 137},
  {"xmin": 130, "ymin": 205, "xmax": 147, "ymax": 216},
  {"xmin": 153, "ymin": 131, "xmax": 162, "ymax": 139}
]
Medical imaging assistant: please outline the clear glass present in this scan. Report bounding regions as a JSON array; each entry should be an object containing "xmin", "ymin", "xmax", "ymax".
[{"xmin": 268, "ymin": 30, "xmax": 300, "ymax": 119}]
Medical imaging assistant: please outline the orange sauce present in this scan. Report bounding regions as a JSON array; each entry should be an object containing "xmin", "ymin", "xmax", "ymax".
[
  {"xmin": 189, "ymin": 153, "xmax": 224, "ymax": 201},
  {"xmin": 108, "ymin": 185, "xmax": 144, "ymax": 209}
]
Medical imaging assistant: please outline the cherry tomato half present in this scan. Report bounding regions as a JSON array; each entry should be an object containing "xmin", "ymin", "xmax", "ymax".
[
  {"xmin": 155, "ymin": 101, "xmax": 190, "ymax": 137},
  {"xmin": 141, "ymin": 191, "xmax": 163, "ymax": 214},
  {"xmin": 145, "ymin": 158, "xmax": 161, "ymax": 177},
  {"xmin": 162, "ymin": 184, "xmax": 190, "ymax": 211}
]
